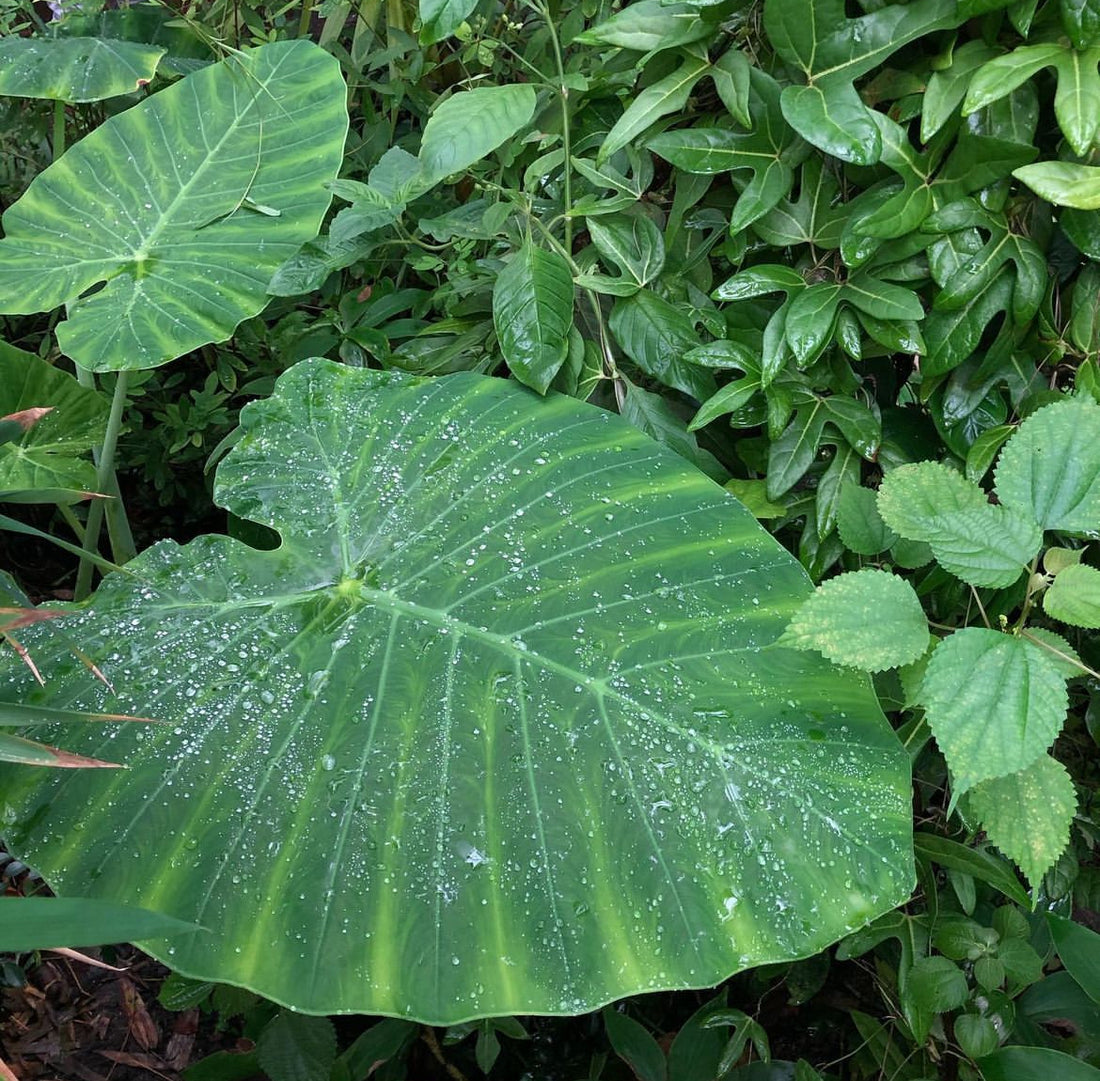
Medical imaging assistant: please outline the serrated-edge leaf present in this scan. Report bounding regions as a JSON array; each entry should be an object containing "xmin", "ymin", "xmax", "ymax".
[
  {"xmin": 878, "ymin": 462, "xmax": 988, "ymax": 542},
  {"xmin": 1044, "ymin": 562, "xmax": 1100, "ymax": 628},
  {"xmin": 926, "ymin": 504, "xmax": 1042, "ymax": 588},
  {"xmin": 995, "ymin": 398, "xmax": 1100, "ymax": 531},
  {"xmin": 779, "ymin": 569, "xmax": 929, "ymax": 673},
  {"xmin": 968, "ymin": 755, "xmax": 1076, "ymax": 887},
  {"xmin": 919, "ymin": 628, "xmax": 1068, "ymax": 792}
]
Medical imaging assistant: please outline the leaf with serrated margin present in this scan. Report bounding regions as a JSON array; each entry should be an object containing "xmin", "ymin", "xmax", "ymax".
[
  {"xmin": 995, "ymin": 398, "xmax": 1100, "ymax": 531},
  {"xmin": 968, "ymin": 755, "xmax": 1076, "ymax": 887},
  {"xmin": 647, "ymin": 67, "xmax": 801, "ymax": 233},
  {"xmin": 600, "ymin": 54, "xmax": 710, "ymax": 163},
  {"xmin": 877, "ymin": 462, "xmax": 988, "ymax": 541},
  {"xmin": 918, "ymin": 628, "xmax": 1068, "ymax": 793},
  {"xmin": 926, "ymin": 504, "xmax": 1041, "ymax": 588},
  {"xmin": 763, "ymin": 0, "xmax": 961, "ymax": 164},
  {"xmin": 493, "ymin": 242, "xmax": 574, "ymax": 395},
  {"xmin": 258, "ymin": 1012, "xmax": 337, "ymax": 1081},
  {"xmin": 779, "ymin": 569, "xmax": 929, "ymax": 673},
  {"xmin": 1044, "ymin": 563, "xmax": 1100, "ymax": 628},
  {"xmin": 837, "ymin": 484, "xmax": 897, "ymax": 555}
]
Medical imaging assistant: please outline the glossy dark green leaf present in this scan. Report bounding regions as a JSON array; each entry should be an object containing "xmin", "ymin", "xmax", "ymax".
[
  {"xmin": 922, "ymin": 41, "xmax": 1000, "ymax": 141},
  {"xmin": 0, "ymin": 35, "xmax": 164, "ymax": 102},
  {"xmin": 837, "ymin": 485, "xmax": 897, "ymax": 555},
  {"xmin": 0, "ymin": 41, "xmax": 348, "ymax": 373},
  {"xmin": 767, "ymin": 403, "xmax": 826, "ymax": 499},
  {"xmin": 587, "ymin": 214, "xmax": 665, "ymax": 288},
  {"xmin": 913, "ymin": 834, "xmax": 1030, "ymax": 906},
  {"xmin": 752, "ymin": 159, "xmax": 845, "ymax": 248},
  {"xmin": 492, "ymin": 242, "xmax": 574, "ymax": 394},
  {"xmin": 964, "ymin": 42, "xmax": 1100, "ymax": 156},
  {"xmin": 618, "ymin": 378, "xmax": 725, "ymax": 478},
  {"xmin": 258, "ymin": 1013, "xmax": 337, "ymax": 1081},
  {"xmin": 609, "ymin": 290, "xmax": 716, "ymax": 399},
  {"xmin": 604, "ymin": 1009, "xmax": 667, "ymax": 1081},
  {"xmin": 763, "ymin": 0, "xmax": 961, "ymax": 164},
  {"xmin": 979, "ymin": 1047, "xmax": 1100, "ymax": 1081},
  {"xmin": 600, "ymin": 54, "xmax": 711, "ymax": 163},
  {"xmin": 1061, "ymin": 0, "xmax": 1100, "ymax": 51},
  {"xmin": 710, "ymin": 48, "xmax": 752, "ymax": 129},
  {"xmin": 647, "ymin": 67, "xmax": 800, "ymax": 233},
  {"xmin": 1048, "ymin": 915, "xmax": 1100, "ymax": 1003},
  {"xmin": 0, "ymin": 359, "xmax": 912, "ymax": 1020}
]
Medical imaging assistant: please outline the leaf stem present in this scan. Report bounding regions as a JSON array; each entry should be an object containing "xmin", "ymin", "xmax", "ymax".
[
  {"xmin": 75, "ymin": 372, "xmax": 131, "ymax": 601},
  {"xmin": 537, "ymin": 0, "xmax": 574, "ymax": 255},
  {"xmin": 52, "ymin": 99, "xmax": 66, "ymax": 162}
]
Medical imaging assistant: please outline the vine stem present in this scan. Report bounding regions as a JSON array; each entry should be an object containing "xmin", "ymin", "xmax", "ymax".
[
  {"xmin": 536, "ymin": 0, "xmax": 574, "ymax": 255},
  {"xmin": 75, "ymin": 372, "xmax": 131, "ymax": 601}
]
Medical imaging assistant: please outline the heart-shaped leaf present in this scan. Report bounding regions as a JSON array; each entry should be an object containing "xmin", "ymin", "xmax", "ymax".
[
  {"xmin": 0, "ymin": 359, "xmax": 912, "ymax": 1022},
  {"xmin": 0, "ymin": 40, "xmax": 347, "ymax": 372}
]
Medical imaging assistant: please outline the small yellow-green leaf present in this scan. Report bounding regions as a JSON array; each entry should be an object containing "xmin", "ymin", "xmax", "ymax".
[
  {"xmin": 779, "ymin": 569, "xmax": 929, "ymax": 673},
  {"xmin": 877, "ymin": 462, "xmax": 987, "ymax": 541},
  {"xmin": 1045, "ymin": 547, "xmax": 1085, "ymax": 575},
  {"xmin": 967, "ymin": 755, "xmax": 1076, "ymax": 887},
  {"xmin": 1014, "ymin": 162, "xmax": 1100, "ymax": 210},
  {"xmin": 1044, "ymin": 562, "xmax": 1100, "ymax": 628}
]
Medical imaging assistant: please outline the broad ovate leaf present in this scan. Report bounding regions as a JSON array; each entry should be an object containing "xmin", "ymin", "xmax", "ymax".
[
  {"xmin": 0, "ymin": 35, "xmax": 164, "ymax": 102},
  {"xmin": 417, "ymin": 85, "xmax": 537, "ymax": 187},
  {"xmin": 877, "ymin": 461, "xmax": 988, "ymax": 540},
  {"xmin": 995, "ymin": 398, "xmax": 1100, "ymax": 532},
  {"xmin": 779, "ymin": 569, "xmax": 929, "ymax": 673},
  {"xmin": 0, "ymin": 359, "xmax": 912, "ymax": 1022},
  {"xmin": 0, "ymin": 41, "xmax": 347, "ymax": 372},
  {"xmin": 967, "ymin": 755, "xmax": 1076, "ymax": 887},
  {"xmin": 492, "ymin": 242, "xmax": 574, "ymax": 394},
  {"xmin": 918, "ymin": 628, "xmax": 1068, "ymax": 794}
]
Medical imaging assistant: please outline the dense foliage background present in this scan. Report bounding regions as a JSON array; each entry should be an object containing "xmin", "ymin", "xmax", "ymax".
[{"xmin": 2, "ymin": 0, "xmax": 1100, "ymax": 1078}]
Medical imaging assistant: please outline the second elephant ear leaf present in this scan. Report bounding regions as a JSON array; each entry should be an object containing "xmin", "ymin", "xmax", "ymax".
[
  {"xmin": 0, "ymin": 40, "xmax": 347, "ymax": 373},
  {"xmin": 0, "ymin": 359, "xmax": 913, "ymax": 1023}
]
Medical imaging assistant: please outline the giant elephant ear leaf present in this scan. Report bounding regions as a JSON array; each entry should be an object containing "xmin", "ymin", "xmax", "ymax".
[
  {"xmin": 0, "ymin": 40, "xmax": 347, "ymax": 373},
  {"xmin": 0, "ymin": 360, "xmax": 912, "ymax": 1022}
]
